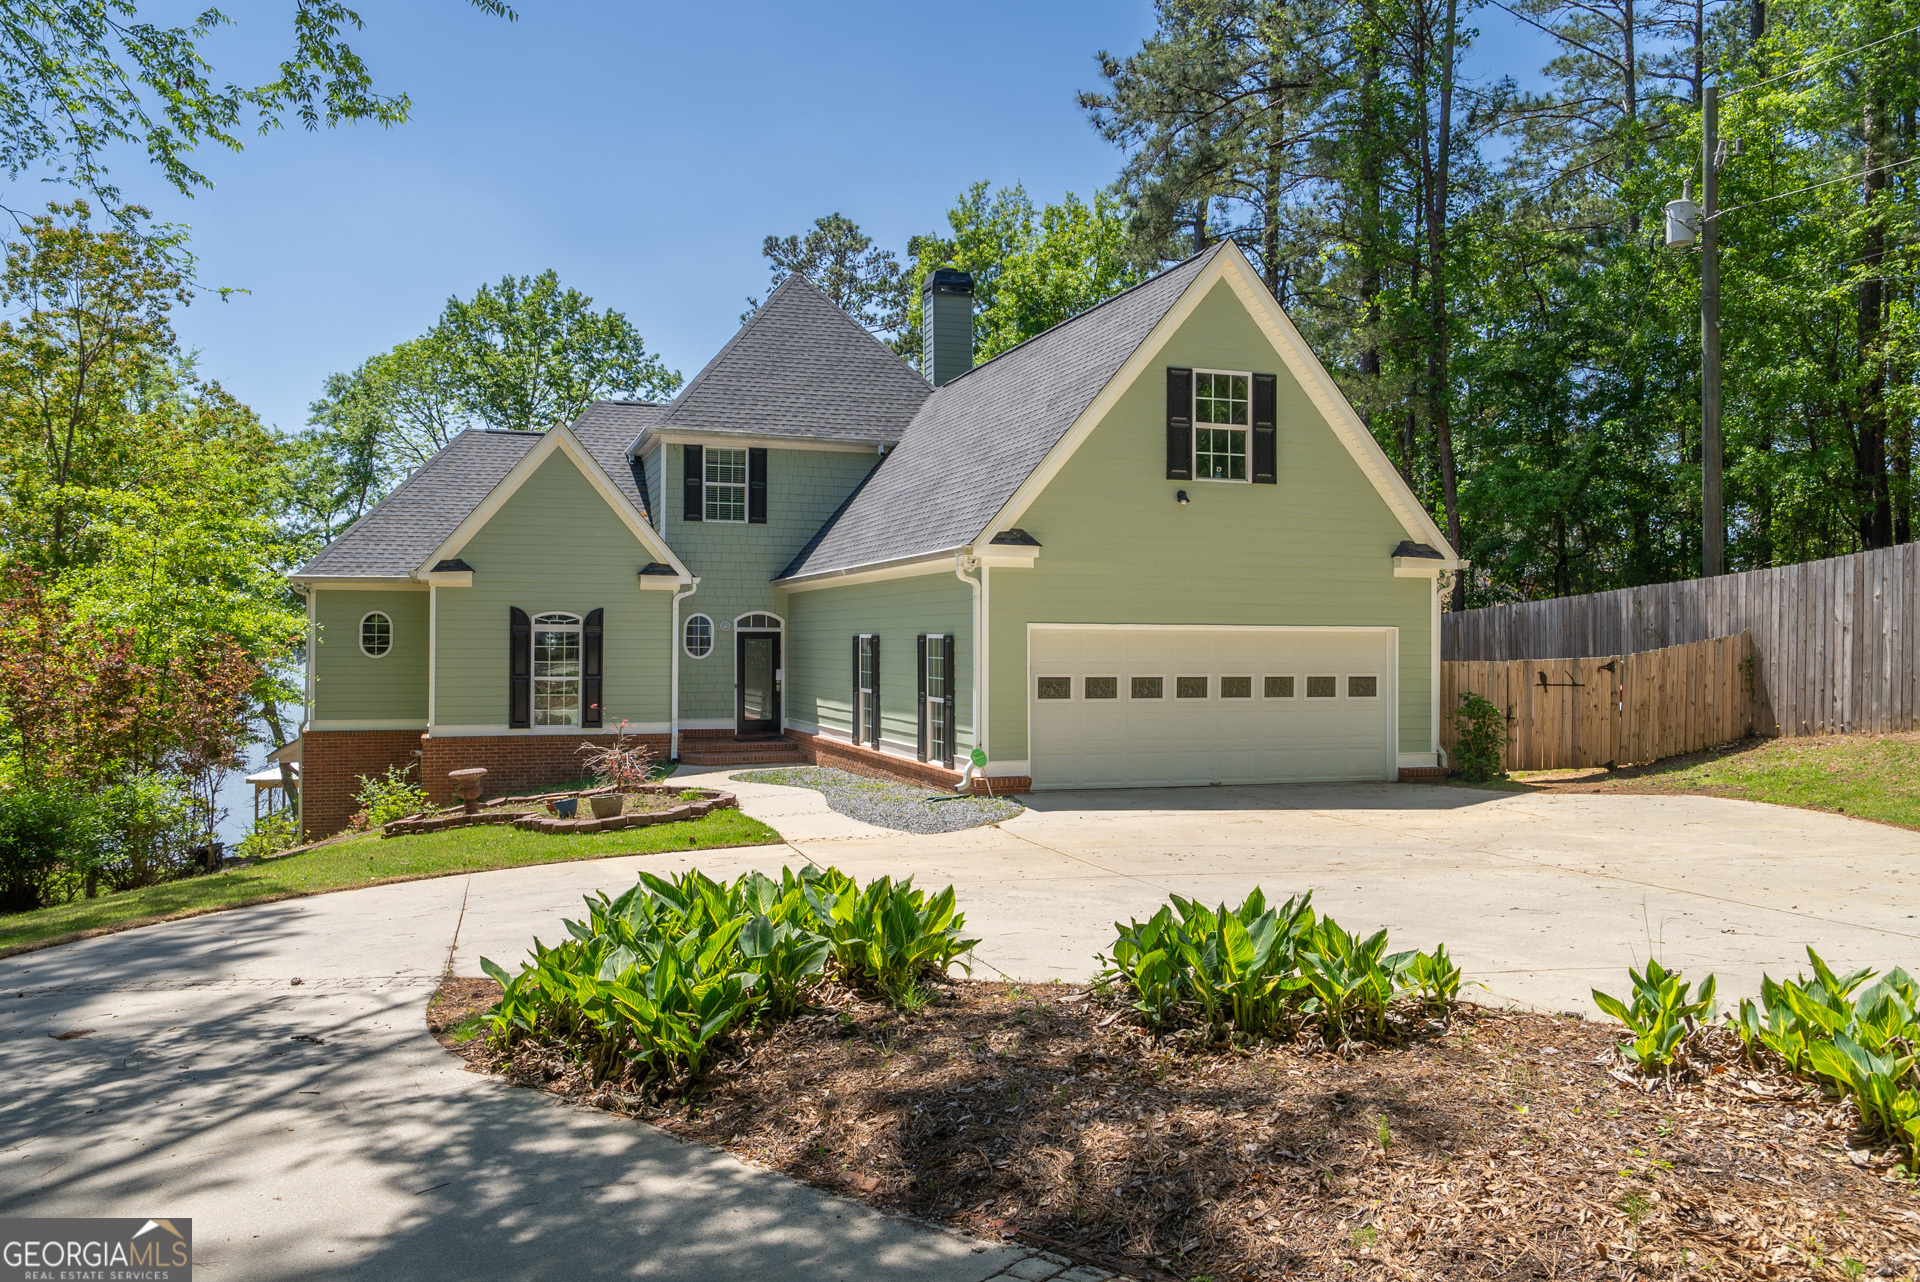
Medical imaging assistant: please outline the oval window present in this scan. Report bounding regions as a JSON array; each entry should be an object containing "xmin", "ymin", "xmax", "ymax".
[
  {"xmin": 360, "ymin": 611, "xmax": 392, "ymax": 658},
  {"xmin": 684, "ymin": 613, "xmax": 714, "ymax": 658}
]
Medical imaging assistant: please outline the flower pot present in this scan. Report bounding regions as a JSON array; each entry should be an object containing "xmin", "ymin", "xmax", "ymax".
[
  {"xmin": 552, "ymin": 797, "xmax": 578, "ymax": 819},
  {"xmin": 589, "ymin": 794, "xmax": 623, "ymax": 820}
]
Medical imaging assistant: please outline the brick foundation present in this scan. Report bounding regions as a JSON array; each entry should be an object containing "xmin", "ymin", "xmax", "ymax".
[
  {"xmin": 299, "ymin": 729, "xmax": 428, "ymax": 840},
  {"xmin": 1398, "ymin": 766, "xmax": 1450, "ymax": 782},
  {"xmin": 419, "ymin": 732, "xmax": 671, "ymax": 806},
  {"xmin": 782, "ymin": 729, "xmax": 1033, "ymax": 795}
]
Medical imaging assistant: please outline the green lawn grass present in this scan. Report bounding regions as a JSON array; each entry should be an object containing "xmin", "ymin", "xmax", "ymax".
[
  {"xmin": 1468, "ymin": 732, "xmax": 1920, "ymax": 830},
  {"xmin": 0, "ymin": 807, "xmax": 781, "ymax": 955}
]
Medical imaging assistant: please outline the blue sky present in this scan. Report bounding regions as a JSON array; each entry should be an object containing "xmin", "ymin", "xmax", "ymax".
[{"xmin": 78, "ymin": 0, "xmax": 1554, "ymax": 440}]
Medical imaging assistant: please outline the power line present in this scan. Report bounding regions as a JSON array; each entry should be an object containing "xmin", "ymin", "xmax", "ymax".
[
  {"xmin": 1723, "ymin": 23, "xmax": 1920, "ymax": 98},
  {"xmin": 1710, "ymin": 155, "xmax": 1920, "ymax": 219}
]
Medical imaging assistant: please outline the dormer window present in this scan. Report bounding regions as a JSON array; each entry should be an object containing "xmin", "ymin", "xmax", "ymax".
[{"xmin": 704, "ymin": 447, "xmax": 747, "ymax": 522}]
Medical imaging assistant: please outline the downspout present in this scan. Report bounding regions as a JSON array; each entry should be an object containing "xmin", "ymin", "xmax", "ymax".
[
  {"xmin": 954, "ymin": 552, "xmax": 983, "ymax": 783},
  {"xmin": 670, "ymin": 578, "xmax": 700, "ymax": 762}
]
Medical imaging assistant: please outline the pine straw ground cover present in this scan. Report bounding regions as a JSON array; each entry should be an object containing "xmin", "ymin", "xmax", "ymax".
[{"xmin": 428, "ymin": 977, "xmax": 1920, "ymax": 1281}]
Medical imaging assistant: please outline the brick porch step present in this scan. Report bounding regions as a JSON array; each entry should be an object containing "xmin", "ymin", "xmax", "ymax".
[{"xmin": 676, "ymin": 739, "xmax": 808, "ymax": 767}]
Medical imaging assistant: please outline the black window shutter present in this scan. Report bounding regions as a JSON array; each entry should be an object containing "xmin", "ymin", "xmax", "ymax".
[
  {"xmin": 509, "ymin": 607, "xmax": 531, "ymax": 728},
  {"xmin": 582, "ymin": 608, "xmax": 604, "ymax": 727},
  {"xmin": 1252, "ymin": 373, "xmax": 1278, "ymax": 484},
  {"xmin": 682, "ymin": 444, "xmax": 704, "ymax": 522},
  {"xmin": 747, "ymin": 447, "xmax": 768, "ymax": 524},
  {"xmin": 851, "ymin": 635, "xmax": 862, "ymax": 743},
  {"xmin": 1166, "ymin": 367, "xmax": 1193, "ymax": 480},
  {"xmin": 916, "ymin": 634, "xmax": 929, "ymax": 762},
  {"xmin": 941, "ymin": 633, "xmax": 957, "ymax": 766},
  {"xmin": 868, "ymin": 634, "xmax": 881, "ymax": 749}
]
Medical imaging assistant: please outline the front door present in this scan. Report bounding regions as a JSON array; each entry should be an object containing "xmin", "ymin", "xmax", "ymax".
[{"xmin": 737, "ymin": 630, "xmax": 782, "ymax": 736}]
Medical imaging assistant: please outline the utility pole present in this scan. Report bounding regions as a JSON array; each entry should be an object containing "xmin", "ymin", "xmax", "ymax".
[{"xmin": 1701, "ymin": 84, "xmax": 1725, "ymax": 578}]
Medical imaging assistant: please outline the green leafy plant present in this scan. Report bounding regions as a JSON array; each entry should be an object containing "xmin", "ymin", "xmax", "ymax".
[
  {"xmin": 1099, "ymin": 888, "xmax": 1461, "ymax": 1045},
  {"xmin": 350, "ymin": 763, "xmax": 430, "ymax": 829},
  {"xmin": 238, "ymin": 811, "xmax": 298, "ymax": 860},
  {"xmin": 1591, "ymin": 958, "xmax": 1717, "ymax": 1076},
  {"xmin": 1449, "ymin": 692, "xmax": 1507, "ymax": 783},
  {"xmin": 804, "ymin": 872, "xmax": 980, "ymax": 1000}
]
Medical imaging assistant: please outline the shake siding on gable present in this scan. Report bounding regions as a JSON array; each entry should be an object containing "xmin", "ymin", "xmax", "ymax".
[
  {"xmin": 660, "ymin": 444, "xmax": 880, "ymax": 725},
  {"xmin": 644, "ymin": 448, "xmax": 665, "ymax": 530},
  {"xmin": 783, "ymin": 575, "xmax": 973, "ymax": 753},
  {"xmin": 433, "ymin": 451, "xmax": 672, "ymax": 729},
  {"xmin": 985, "ymin": 279, "xmax": 1435, "ymax": 762},
  {"xmin": 312, "ymin": 588, "xmax": 429, "ymax": 724}
]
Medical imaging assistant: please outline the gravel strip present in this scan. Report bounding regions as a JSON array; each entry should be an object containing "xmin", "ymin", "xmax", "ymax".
[{"xmin": 734, "ymin": 766, "xmax": 1023, "ymax": 833}]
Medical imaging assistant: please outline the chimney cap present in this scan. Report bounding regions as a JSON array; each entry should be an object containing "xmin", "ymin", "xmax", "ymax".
[{"xmin": 922, "ymin": 268, "xmax": 974, "ymax": 297}]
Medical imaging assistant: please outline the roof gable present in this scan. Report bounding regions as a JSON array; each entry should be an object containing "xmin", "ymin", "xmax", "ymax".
[
  {"xmin": 660, "ymin": 274, "xmax": 930, "ymax": 444},
  {"xmin": 295, "ymin": 429, "xmax": 539, "ymax": 580},
  {"xmin": 780, "ymin": 243, "xmax": 1455, "ymax": 581},
  {"xmin": 778, "ymin": 245, "xmax": 1226, "ymax": 579}
]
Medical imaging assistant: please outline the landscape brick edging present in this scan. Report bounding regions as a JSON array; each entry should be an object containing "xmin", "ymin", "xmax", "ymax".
[
  {"xmin": 381, "ymin": 787, "xmax": 738, "ymax": 838},
  {"xmin": 780, "ymin": 729, "xmax": 1035, "ymax": 795}
]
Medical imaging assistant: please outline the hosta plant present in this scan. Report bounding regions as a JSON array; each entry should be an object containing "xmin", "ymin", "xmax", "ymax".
[{"xmin": 1591, "ymin": 958, "xmax": 1718, "ymax": 1077}]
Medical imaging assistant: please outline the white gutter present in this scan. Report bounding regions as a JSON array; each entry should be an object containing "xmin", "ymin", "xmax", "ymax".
[
  {"xmin": 954, "ymin": 553, "xmax": 983, "ymax": 772},
  {"xmin": 670, "ymin": 578, "xmax": 701, "ymax": 761}
]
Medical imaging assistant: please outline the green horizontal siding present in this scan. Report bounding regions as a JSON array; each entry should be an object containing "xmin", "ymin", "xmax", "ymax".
[
  {"xmin": 783, "ymin": 573, "xmax": 974, "ymax": 754},
  {"xmin": 434, "ymin": 450, "xmax": 672, "ymax": 728},
  {"xmin": 987, "ymin": 277, "xmax": 1435, "ymax": 763},
  {"xmin": 312, "ymin": 588, "xmax": 428, "ymax": 723},
  {"xmin": 661, "ymin": 443, "xmax": 880, "ymax": 724}
]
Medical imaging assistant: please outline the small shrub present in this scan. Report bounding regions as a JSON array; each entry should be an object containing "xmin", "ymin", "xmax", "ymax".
[
  {"xmin": 1449, "ymin": 692, "xmax": 1506, "ymax": 782},
  {"xmin": 350, "ymin": 763, "xmax": 430, "ymax": 829},
  {"xmin": 238, "ymin": 811, "xmax": 298, "ymax": 860},
  {"xmin": 578, "ymin": 720, "xmax": 656, "ymax": 789},
  {"xmin": 92, "ymin": 771, "xmax": 202, "ymax": 891},
  {"xmin": 0, "ymin": 782, "xmax": 98, "ymax": 913}
]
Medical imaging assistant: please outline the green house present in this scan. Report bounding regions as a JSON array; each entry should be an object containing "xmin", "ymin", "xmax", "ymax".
[{"xmin": 288, "ymin": 244, "xmax": 1461, "ymax": 837}]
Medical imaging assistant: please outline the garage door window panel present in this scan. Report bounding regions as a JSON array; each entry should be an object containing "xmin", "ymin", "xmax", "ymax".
[
  {"xmin": 1036, "ymin": 676, "xmax": 1072, "ymax": 700},
  {"xmin": 1130, "ymin": 676, "xmax": 1164, "ymax": 700},
  {"xmin": 1349, "ymin": 675, "xmax": 1379, "ymax": 698},
  {"xmin": 1084, "ymin": 676, "xmax": 1118, "ymax": 700},
  {"xmin": 1264, "ymin": 675, "xmax": 1296, "ymax": 698},
  {"xmin": 1306, "ymin": 676, "xmax": 1338, "ymax": 698},
  {"xmin": 1221, "ymin": 676, "xmax": 1252, "ymax": 699},
  {"xmin": 1176, "ymin": 676, "xmax": 1209, "ymax": 699}
]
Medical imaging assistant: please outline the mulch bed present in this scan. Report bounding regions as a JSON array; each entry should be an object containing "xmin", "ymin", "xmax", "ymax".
[{"xmin": 427, "ymin": 979, "xmax": 1920, "ymax": 1280}]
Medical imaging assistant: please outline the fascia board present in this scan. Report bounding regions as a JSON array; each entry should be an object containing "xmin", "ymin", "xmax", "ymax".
[
  {"xmin": 415, "ymin": 570, "xmax": 474, "ymax": 587},
  {"xmin": 974, "ymin": 547, "xmax": 1039, "ymax": 568},
  {"xmin": 776, "ymin": 551, "xmax": 958, "ymax": 592},
  {"xmin": 293, "ymin": 576, "xmax": 429, "ymax": 592},
  {"xmin": 978, "ymin": 243, "xmax": 1458, "ymax": 560},
  {"xmin": 1393, "ymin": 556, "xmax": 1461, "ymax": 577},
  {"xmin": 425, "ymin": 426, "xmax": 691, "ymax": 579}
]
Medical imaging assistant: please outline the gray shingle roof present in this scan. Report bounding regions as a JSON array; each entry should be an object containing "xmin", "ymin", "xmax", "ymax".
[
  {"xmin": 779, "ymin": 245, "xmax": 1225, "ymax": 580},
  {"xmin": 572, "ymin": 400, "xmax": 664, "ymax": 519},
  {"xmin": 296, "ymin": 429, "xmax": 540, "ymax": 579},
  {"xmin": 660, "ymin": 274, "xmax": 930, "ymax": 443}
]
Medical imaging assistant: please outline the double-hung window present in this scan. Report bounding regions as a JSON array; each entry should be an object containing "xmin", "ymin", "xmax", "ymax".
[
  {"xmin": 1193, "ymin": 370, "xmax": 1250, "ymax": 481},
  {"xmin": 918, "ymin": 633, "xmax": 956, "ymax": 767},
  {"xmin": 704, "ymin": 447, "xmax": 748, "ymax": 522},
  {"xmin": 852, "ymin": 634, "xmax": 880, "ymax": 749},
  {"xmin": 532, "ymin": 613, "xmax": 582, "ymax": 726}
]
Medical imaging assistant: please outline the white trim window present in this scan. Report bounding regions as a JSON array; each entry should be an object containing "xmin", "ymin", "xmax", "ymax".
[
  {"xmin": 359, "ymin": 611, "xmax": 392, "ymax": 658},
  {"xmin": 532, "ymin": 612, "xmax": 583, "ymax": 726},
  {"xmin": 1193, "ymin": 370, "xmax": 1250, "ymax": 482},
  {"xmin": 684, "ymin": 613, "xmax": 714, "ymax": 658},
  {"xmin": 704, "ymin": 447, "xmax": 748, "ymax": 522}
]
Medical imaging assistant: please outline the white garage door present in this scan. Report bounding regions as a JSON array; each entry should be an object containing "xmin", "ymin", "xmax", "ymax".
[{"xmin": 1028, "ymin": 626, "xmax": 1397, "ymax": 789}]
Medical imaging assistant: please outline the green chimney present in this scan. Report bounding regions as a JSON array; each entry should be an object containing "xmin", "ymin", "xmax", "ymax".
[{"xmin": 922, "ymin": 269, "xmax": 974, "ymax": 387}]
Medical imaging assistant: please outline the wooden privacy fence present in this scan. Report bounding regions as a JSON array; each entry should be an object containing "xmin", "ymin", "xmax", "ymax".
[
  {"xmin": 1442, "ymin": 541, "xmax": 1920, "ymax": 736},
  {"xmin": 1441, "ymin": 634, "xmax": 1759, "ymax": 771}
]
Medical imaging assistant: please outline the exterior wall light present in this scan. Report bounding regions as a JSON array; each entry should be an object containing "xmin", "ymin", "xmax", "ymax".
[{"xmin": 1176, "ymin": 490, "xmax": 1190, "ymax": 505}]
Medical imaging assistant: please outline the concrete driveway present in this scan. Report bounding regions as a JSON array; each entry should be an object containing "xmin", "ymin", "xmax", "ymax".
[{"xmin": 3, "ymin": 777, "xmax": 1916, "ymax": 1279}]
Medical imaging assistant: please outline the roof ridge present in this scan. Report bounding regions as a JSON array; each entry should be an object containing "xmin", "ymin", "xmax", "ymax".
[{"xmin": 933, "ymin": 242, "xmax": 1228, "ymax": 391}]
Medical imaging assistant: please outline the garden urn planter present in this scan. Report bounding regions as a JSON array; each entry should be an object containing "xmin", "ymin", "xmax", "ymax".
[
  {"xmin": 589, "ymin": 793, "xmax": 623, "ymax": 820},
  {"xmin": 449, "ymin": 767, "xmax": 488, "ymax": 816},
  {"xmin": 552, "ymin": 796, "xmax": 578, "ymax": 819}
]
